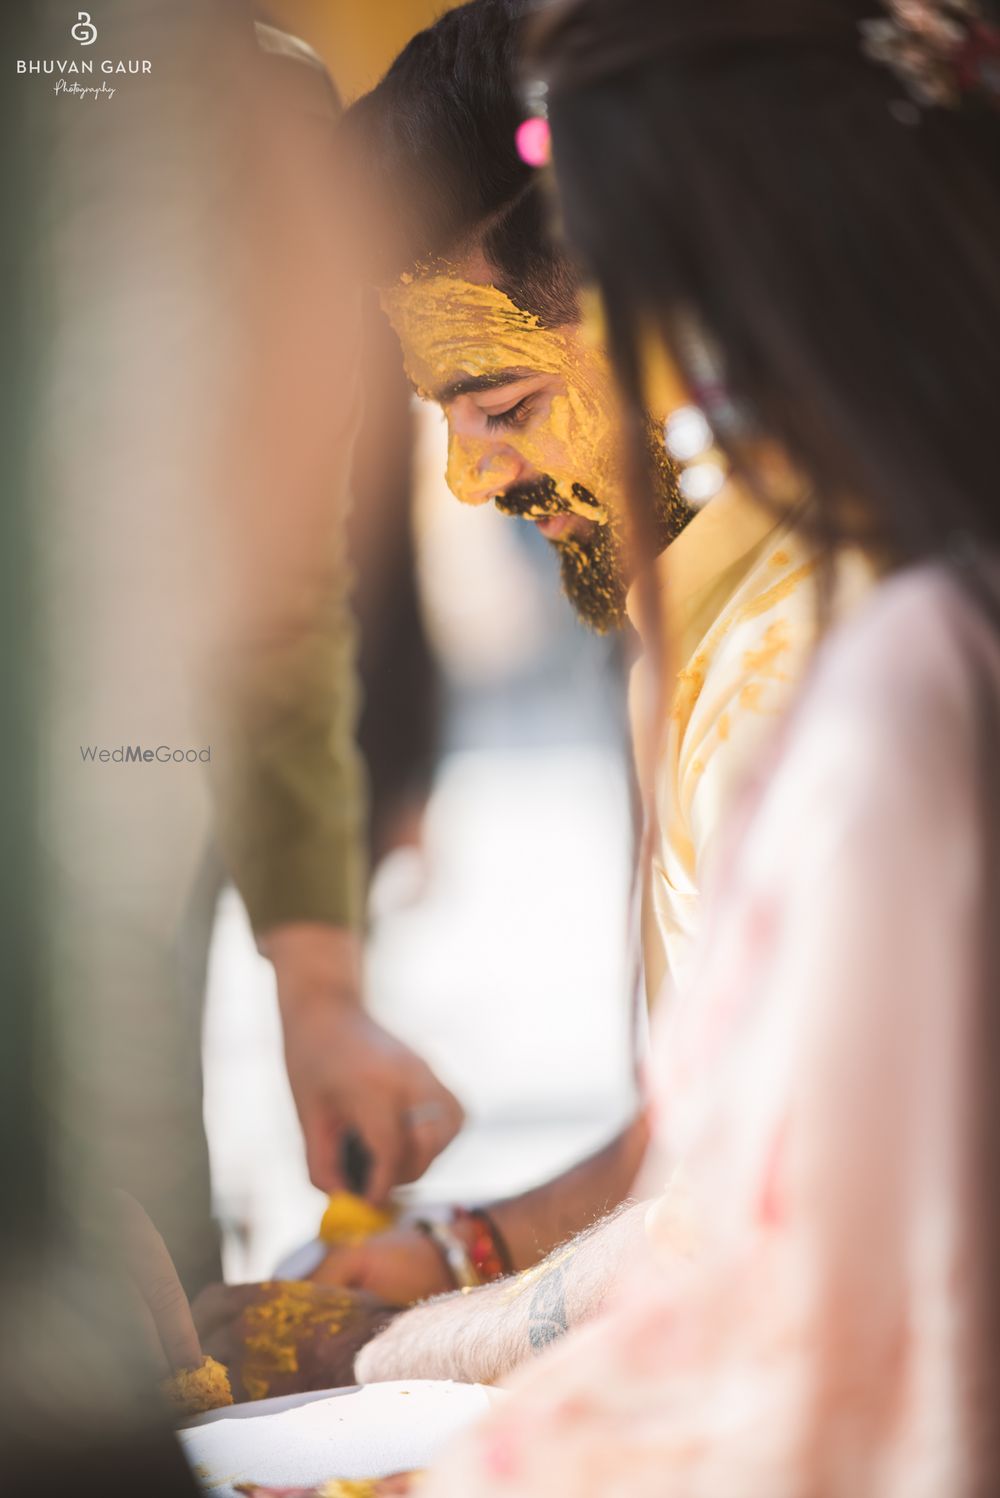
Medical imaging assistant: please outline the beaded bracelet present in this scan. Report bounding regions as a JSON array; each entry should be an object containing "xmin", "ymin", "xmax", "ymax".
[{"xmin": 414, "ymin": 1217, "xmax": 480, "ymax": 1290}]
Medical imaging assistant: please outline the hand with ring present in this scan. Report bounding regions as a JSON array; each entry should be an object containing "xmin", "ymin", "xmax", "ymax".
[{"xmin": 262, "ymin": 923, "xmax": 465, "ymax": 1203}]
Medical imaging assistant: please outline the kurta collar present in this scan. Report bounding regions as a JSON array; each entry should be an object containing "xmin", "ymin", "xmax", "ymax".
[{"xmin": 625, "ymin": 483, "xmax": 786, "ymax": 664}]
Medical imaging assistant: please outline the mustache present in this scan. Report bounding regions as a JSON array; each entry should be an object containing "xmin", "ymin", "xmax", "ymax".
[
  {"xmin": 494, "ymin": 476, "xmax": 603, "ymax": 522},
  {"xmin": 494, "ymin": 475, "xmax": 563, "ymax": 519}
]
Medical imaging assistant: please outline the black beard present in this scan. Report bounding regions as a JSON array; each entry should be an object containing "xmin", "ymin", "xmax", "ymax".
[{"xmin": 494, "ymin": 443, "xmax": 692, "ymax": 633}]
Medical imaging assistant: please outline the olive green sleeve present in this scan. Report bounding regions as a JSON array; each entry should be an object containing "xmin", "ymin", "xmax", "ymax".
[
  {"xmin": 206, "ymin": 25, "xmax": 367, "ymax": 936},
  {"xmin": 206, "ymin": 517, "xmax": 368, "ymax": 936}
]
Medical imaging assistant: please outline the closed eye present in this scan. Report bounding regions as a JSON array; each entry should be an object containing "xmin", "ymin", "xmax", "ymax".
[{"xmin": 484, "ymin": 395, "xmax": 535, "ymax": 433}]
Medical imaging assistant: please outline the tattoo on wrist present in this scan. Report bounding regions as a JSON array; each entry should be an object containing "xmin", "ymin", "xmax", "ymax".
[{"xmin": 526, "ymin": 1264, "xmax": 568, "ymax": 1352}]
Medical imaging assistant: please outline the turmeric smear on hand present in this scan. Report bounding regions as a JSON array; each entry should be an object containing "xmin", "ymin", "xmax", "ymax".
[{"xmin": 241, "ymin": 1281, "xmax": 355, "ymax": 1401}]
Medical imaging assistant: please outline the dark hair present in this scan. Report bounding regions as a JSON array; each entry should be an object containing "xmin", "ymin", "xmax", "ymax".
[
  {"xmin": 530, "ymin": 0, "xmax": 1000, "ymax": 561},
  {"xmin": 341, "ymin": 0, "xmax": 579, "ymax": 325},
  {"xmin": 531, "ymin": 0, "xmax": 1000, "ymax": 1463}
]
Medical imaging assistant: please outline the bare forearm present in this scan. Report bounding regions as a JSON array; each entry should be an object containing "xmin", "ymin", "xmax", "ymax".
[
  {"xmin": 355, "ymin": 1201, "xmax": 648, "ymax": 1386},
  {"xmin": 486, "ymin": 1111, "xmax": 649, "ymax": 1271}
]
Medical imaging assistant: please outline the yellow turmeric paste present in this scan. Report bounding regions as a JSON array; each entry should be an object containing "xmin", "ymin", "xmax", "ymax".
[
  {"xmin": 319, "ymin": 1191, "xmax": 394, "ymax": 1246},
  {"xmin": 160, "ymin": 1354, "xmax": 233, "ymax": 1417},
  {"xmin": 241, "ymin": 1281, "xmax": 355, "ymax": 1401}
]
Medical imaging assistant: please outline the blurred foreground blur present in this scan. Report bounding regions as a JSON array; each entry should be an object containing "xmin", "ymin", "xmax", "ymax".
[{"xmin": 0, "ymin": 3, "xmax": 635, "ymax": 1490}]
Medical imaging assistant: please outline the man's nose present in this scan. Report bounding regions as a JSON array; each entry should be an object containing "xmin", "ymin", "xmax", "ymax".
[{"xmin": 446, "ymin": 434, "xmax": 523, "ymax": 508}]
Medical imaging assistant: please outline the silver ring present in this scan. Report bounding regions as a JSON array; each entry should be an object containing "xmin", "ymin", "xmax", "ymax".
[{"xmin": 404, "ymin": 1102, "xmax": 448, "ymax": 1126}]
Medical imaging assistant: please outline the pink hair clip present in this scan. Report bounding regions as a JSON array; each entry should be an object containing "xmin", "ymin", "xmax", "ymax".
[{"xmin": 515, "ymin": 115, "xmax": 552, "ymax": 168}]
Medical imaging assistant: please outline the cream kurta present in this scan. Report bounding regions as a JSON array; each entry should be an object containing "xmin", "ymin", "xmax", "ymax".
[{"xmin": 629, "ymin": 486, "xmax": 874, "ymax": 1000}]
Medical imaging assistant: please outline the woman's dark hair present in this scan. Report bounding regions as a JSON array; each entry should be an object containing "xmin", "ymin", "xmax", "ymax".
[
  {"xmin": 341, "ymin": 0, "xmax": 578, "ymax": 324},
  {"xmin": 529, "ymin": 0, "xmax": 1000, "ymax": 561},
  {"xmin": 531, "ymin": 1, "xmax": 1000, "ymax": 1470}
]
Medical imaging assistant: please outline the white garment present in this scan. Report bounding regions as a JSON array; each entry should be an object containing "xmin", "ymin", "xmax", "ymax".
[{"xmin": 422, "ymin": 561, "xmax": 1000, "ymax": 1498}]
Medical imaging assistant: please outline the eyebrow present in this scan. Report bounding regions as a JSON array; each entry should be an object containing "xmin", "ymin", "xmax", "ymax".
[{"xmin": 433, "ymin": 369, "xmax": 537, "ymax": 404}]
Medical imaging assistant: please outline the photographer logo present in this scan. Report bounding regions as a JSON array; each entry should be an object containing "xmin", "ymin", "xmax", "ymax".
[
  {"xmin": 16, "ymin": 9, "xmax": 152, "ymax": 99},
  {"xmin": 70, "ymin": 11, "xmax": 97, "ymax": 45}
]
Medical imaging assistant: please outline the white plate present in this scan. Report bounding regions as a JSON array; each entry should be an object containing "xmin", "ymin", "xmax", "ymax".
[
  {"xmin": 178, "ymin": 1379, "xmax": 495, "ymax": 1495},
  {"xmin": 180, "ymin": 1383, "xmax": 359, "ymax": 1429}
]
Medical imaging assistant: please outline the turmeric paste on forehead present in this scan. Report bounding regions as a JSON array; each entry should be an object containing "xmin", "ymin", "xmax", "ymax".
[
  {"xmin": 381, "ymin": 273, "xmax": 620, "ymax": 517},
  {"xmin": 381, "ymin": 274, "xmax": 576, "ymax": 392}
]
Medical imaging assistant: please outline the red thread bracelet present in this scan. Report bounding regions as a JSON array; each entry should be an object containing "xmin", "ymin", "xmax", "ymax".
[{"xmin": 453, "ymin": 1206, "xmax": 513, "ymax": 1281}]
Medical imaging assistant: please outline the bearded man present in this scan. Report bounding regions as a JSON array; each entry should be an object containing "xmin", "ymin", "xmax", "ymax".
[{"xmin": 300, "ymin": 0, "xmax": 873, "ymax": 1387}]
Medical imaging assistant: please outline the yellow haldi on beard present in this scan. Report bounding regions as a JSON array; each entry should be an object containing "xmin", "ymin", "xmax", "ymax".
[{"xmin": 381, "ymin": 274, "xmax": 620, "ymax": 520}]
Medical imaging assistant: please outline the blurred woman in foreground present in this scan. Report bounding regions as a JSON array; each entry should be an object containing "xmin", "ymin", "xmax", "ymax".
[{"xmin": 423, "ymin": 1, "xmax": 1000, "ymax": 1492}]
